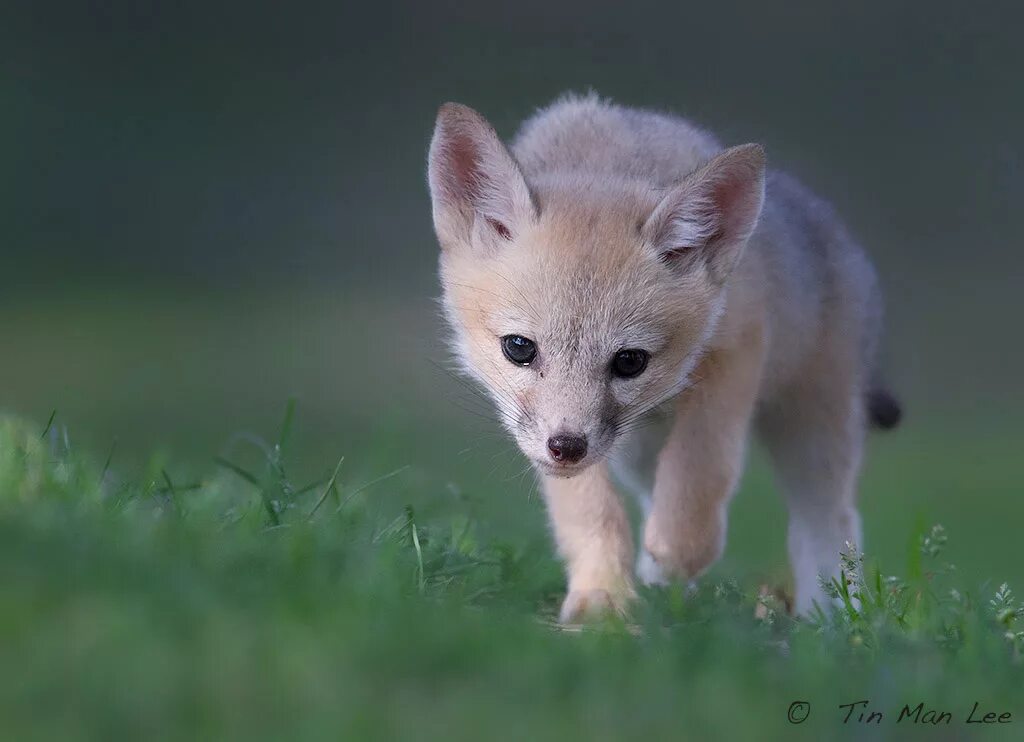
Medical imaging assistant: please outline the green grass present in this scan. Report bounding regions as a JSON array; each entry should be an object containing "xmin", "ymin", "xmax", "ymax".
[{"xmin": 1, "ymin": 410, "xmax": 1023, "ymax": 742}]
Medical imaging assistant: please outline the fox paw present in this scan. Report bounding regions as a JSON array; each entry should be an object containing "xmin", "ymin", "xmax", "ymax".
[
  {"xmin": 636, "ymin": 549, "xmax": 670, "ymax": 586},
  {"xmin": 558, "ymin": 589, "xmax": 630, "ymax": 625}
]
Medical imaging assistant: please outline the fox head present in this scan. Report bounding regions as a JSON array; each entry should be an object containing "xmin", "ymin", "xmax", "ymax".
[{"xmin": 427, "ymin": 103, "xmax": 765, "ymax": 477}]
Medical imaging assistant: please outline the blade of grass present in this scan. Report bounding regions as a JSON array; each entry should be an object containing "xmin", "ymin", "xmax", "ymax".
[
  {"xmin": 215, "ymin": 455, "xmax": 279, "ymax": 526},
  {"xmin": 307, "ymin": 456, "xmax": 345, "ymax": 520},
  {"xmin": 334, "ymin": 465, "xmax": 410, "ymax": 513},
  {"xmin": 40, "ymin": 409, "xmax": 57, "ymax": 439},
  {"xmin": 161, "ymin": 469, "xmax": 181, "ymax": 514},
  {"xmin": 99, "ymin": 437, "xmax": 117, "ymax": 486},
  {"xmin": 411, "ymin": 521, "xmax": 425, "ymax": 594},
  {"xmin": 294, "ymin": 476, "xmax": 329, "ymax": 498},
  {"xmin": 214, "ymin": 456, "xmax": 260, "ymax": 487}
]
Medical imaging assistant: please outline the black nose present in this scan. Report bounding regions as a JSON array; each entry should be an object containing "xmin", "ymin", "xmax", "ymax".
[{"xmin": 547, "ymin": 434, "xmax": 588, "ymax": 464}]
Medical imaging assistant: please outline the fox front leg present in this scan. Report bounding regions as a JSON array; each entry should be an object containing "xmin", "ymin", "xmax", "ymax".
[
  {"xmin": 541, "ymin": 462, "xmax": 636, "ymax": 623},
  {"xmin": 641, "ymin": 339, "xmax": 763, "ymax": 586}
]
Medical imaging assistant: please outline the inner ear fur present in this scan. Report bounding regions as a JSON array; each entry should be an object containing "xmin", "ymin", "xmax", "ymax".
[
  {"xmin": 643, "ymin": 143, "xmax": 766, "ymax": 282},
  {"xmin": 427, "ymin": 102, "xmax": 537, "ymax": 251}
]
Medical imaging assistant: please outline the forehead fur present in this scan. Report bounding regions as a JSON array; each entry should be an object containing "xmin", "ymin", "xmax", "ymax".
[{"xmin": 442, "ymin": 174, "xmax": 716, "ymax": 357}]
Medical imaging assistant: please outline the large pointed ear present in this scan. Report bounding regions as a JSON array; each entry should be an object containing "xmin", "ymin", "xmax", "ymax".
[
  {"xmin": 427, "ymin": 103, "xmax": 537, "ymax": 252},
  {"xmin": 642, "ymin": 144, "xmax": 765, "ymax": 284}
]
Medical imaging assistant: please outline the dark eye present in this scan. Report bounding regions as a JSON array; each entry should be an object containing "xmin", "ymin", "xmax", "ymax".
[
  {"xmin": 611, "ymin": 349, "xmax": 649, "ymax": 378},
  {"xmin": 501, "ymin": 335, "xmax": 537, "ymax": 366}
]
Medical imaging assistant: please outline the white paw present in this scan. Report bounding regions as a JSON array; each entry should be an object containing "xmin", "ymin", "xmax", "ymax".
[
  {"xmin": 558, "ymin": 589, "xmax": 628, "ymax": 624},
  {"xmin": 636, "ymin": 549, "xmax": 669, "ymax": 587}
]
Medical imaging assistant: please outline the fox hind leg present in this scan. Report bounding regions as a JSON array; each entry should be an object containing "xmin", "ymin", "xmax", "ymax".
[{"xmin": 759, "ymin": 369, "xmax": 867, "ymax": 616}]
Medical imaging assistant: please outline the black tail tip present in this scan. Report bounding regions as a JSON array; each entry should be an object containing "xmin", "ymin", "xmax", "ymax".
[{"xmin": 868, "ymin": 389, "xmax": 902, "ymax": 430}]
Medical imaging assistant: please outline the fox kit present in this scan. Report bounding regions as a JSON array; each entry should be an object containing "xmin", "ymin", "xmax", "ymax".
[{"xmin": 427, "ymin": 93, "xmax": 900, "ymax": 623}]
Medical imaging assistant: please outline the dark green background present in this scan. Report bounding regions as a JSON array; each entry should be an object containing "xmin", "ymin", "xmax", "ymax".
[{"xmin": 3, "ymin": 1, "xmax": 1022, "ymax": 581}]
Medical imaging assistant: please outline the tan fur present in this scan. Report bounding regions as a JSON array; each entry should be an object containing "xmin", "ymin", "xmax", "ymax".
[
  {"xmin": 643, "ymin": 334, "xmax": 764, "ymax": 582},
  {"xmin": 542, "ymin": 462, "xmax": 636, "ymax": 622},
  {"xmin": 427, "ymin": 92, "xmax": 893, "ymax": 621}
]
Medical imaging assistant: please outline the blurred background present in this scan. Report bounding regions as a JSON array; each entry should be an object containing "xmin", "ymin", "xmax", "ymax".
[{"xmin": 3, "ymin": 1, "xmax": 1022, "ymax": 582}]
